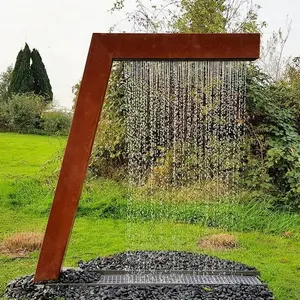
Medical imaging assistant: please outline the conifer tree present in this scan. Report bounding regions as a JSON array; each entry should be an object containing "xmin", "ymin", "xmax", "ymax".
[
  {"xmin": 8, "ymin": 43, "xmax": 34, "ymax": 96},
  {"xmin": 8, "ymin": 49, "xmax": 23, "ymax": 96},
  {"xmin": 31, "ymin": 49, "xmax": 53, "ymax": 102}
]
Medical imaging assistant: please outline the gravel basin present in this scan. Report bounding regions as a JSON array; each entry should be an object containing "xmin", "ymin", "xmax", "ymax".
[
  {"xmin": 5, "ymin": 251, "xmax": 274, "ymax": 300},
  {"xmin": 78, "ymin": 251, "xmax": 257, "ymax": 272}
]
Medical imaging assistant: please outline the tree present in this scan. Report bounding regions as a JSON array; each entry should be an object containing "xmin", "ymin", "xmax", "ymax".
[
  {"xmin": 223, "ymin": 0, "xmax": 266, "ymax": 33},
  {"xmin": 8, "ymin": 44, "xmax": 53, "ymax": 102},
  {"xmin": 92, "ymin": 0, "xmax": 264, "ymax": 180},
  {"xmin": 259, "ymin": 19, "xmax": 292, "ymax": 82},
  {"xmin": 245, "ymin": 65, "xmax": 300, "ymax": 210},
  {"xmin": 31, "ymin": 49, "xmax": 53, "ymax": 102},
  {"xmin": 8, "ymin": 43, "xmax": 34, "ymax": 96},
  {"xmin": 173, "ymin": 0, "xmax": 227, "ymax": 33},
  {"xmin": 0, "ymin": 65, "xmax": 13, "ymax": 102},
  {"xmin": 110, "ymin": 0, "xmax": 266, "ymax": 33},
  {"xmin": 110, "ymin": 0, "xmax": 177, "ymax": 32}
]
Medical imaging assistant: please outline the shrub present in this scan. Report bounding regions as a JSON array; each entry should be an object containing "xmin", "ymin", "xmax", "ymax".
[
  {"xmin": 8, "ymin": 93, "xmax": 45, "ymax": 134},
  {"xmin": 0, "ymin": 102, "xmax": 10, "ymax": 131},
  {"xmin": 245, "ymin": 66, "xmax": 300, "ymax": 211},
  {"xmin": 89, "ymin": 62, "xmax": 127, "ymax": 178},
  {"xmin": 89, "ymin": 110, "xmax": 125, "ymax": 178},
  {"xmin": 41, "ymin": 111, "xmax": 72, "ymax": 136},
  {"xmin": 90, "ymin": 62, "xmax": 300, "ymax": 211}
]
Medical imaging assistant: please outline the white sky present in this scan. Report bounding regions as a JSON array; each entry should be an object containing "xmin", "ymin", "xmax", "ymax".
[{"xmin": 0, "ymin": 0, "xmax": 299, "ymax": 108}]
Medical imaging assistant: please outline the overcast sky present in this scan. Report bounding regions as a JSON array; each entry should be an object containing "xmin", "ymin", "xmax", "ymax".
[{"xmin": 0, "ymin": 0, "xmax": 299, "ymax": 108}]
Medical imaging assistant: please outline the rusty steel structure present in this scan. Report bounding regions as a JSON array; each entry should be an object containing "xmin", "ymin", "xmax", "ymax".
[{"xmin": 34, "ymin": 33, "xmax": 260, "ymax": 282}]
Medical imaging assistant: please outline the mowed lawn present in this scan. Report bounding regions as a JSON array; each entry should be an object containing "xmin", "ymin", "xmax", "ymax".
[
  {"xmin": 0, "ymin": 132, "xmax": 300, "ymax": 300},
  {"xmin": 0, "ymin": 132, "xmax": 66, "ymax": 178}
]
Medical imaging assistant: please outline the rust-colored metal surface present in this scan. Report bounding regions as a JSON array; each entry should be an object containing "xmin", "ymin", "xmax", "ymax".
[{"xmin": 34, "ymin": 33, "xmax": 260, "ymax": 282}]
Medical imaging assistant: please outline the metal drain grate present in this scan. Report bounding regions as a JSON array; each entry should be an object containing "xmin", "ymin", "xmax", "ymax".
[
  {"xmin": 37, "ymin": 271, "xmax": 264, "ymax": 288},
  {"xmin": 98, "ymin": 274, "xmax": 262, "ymax": 286}
]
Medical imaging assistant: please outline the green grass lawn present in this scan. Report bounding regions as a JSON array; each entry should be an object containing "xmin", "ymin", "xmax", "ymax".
[
  {"xmin": 0, "ymin": 132, "xmax": 65, "ymax": 179},
  {"xmin": 1, "ymin": 132, "xmax": 300, "ymax": 300},
  {"xmin": 1, "ymin": 209, "xmax": 300, "ymax": 300}
]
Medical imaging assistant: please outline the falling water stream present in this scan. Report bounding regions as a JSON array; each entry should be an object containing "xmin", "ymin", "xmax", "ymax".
[{"xmin": 118, "ymin": 60, "xmax": 247, "ymax": 274}]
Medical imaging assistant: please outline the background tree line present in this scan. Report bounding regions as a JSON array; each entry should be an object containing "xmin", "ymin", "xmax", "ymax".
[
  {"xmin": 0, "ymin": 43, "xmax": 71, "ymax": 135},
  {"xmin": 2, "ymin": 0, "xmax": 299, "ymax": 210},
  {"xmin": 79, "ymin": 0, "xmax": 300, "ymax": 211}
]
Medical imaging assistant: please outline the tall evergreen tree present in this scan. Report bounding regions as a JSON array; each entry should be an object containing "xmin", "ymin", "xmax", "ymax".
[
  {"xmin": 8, "ymin": 49, "xmax": 23, "ymax": 96},
  {"xmin": 31, "ymin": 49, "xmax": 53, "ymax": 102},
  {"xmin": 8, "ymin": 43, "xmax": 34, "ymax": 96}
]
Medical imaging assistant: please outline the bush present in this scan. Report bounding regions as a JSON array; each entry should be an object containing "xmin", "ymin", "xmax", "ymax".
[
  {"xmin": 41, "ymin": 111, "xmax": 72, "ymax": 136},
  {"xmin": 8, "ymin": 93, "xmax": 45, "ymax": 134},
  {"xmin": 89, "ymin": 62, "xmax": 127, "ymax": 178},
  {"xmin": 89, "ymin": 113, "xmax": 125, "ymax": 178},
  {"xmin": 0, "ymin": 93, "xmax": 72, "ymax": 136},
  {"xmin": 0, "ymin": 102, "xmax": 10, "ymax": 131},
  {"xmin": 245, "ymin": 66, "xmax": 300, "ymax": 211}
]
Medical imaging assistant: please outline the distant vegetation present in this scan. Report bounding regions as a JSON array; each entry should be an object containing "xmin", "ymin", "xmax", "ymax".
[
  {"xmin": 85, "ymin": 61, "xmax": 300, "ymax": 213},
  {"xmin": 0, "ymin": 92, "xmax": 72, "ymax": 135},
  {"xmin": 0, "ymin": 44, "xmax": 71, "ymax": 136},
  {"xmin": 8, "ymin": 43, "xmax": 52, "ymax": 102},
  {"xmin": 84, "ymin": 0, "xmax": 300, "ymax": 211}
]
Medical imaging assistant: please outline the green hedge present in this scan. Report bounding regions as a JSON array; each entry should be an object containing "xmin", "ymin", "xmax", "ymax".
[{"xmin": 0, "ymin": 93, "xmax": 72, "ymax": 136}]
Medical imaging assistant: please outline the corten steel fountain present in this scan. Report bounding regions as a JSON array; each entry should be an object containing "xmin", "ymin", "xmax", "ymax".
[
  {"xmin": 34, "ymin": 33, "xmax": 260, "ymax": 283},
  {"xmin": 4, "ymin": 33, "xmax": 276, "ymax": 300}
]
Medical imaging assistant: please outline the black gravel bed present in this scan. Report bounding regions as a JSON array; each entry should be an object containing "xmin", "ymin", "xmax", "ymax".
[
  {"xmin": 5, "ymin": 280, "xmax": 274, "ymax": 300},
  {"xmin": 4, "ymin": 251, "xmax": 274, "ymax": 300},
  {"xmin": 79, "ymin": 251, "xmax": 256, "ymax": 272}
]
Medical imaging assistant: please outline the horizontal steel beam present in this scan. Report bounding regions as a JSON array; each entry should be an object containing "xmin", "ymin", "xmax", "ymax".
[{"xmin": 96, "ymin": 33, "xmax": 260, "ymax": 60}]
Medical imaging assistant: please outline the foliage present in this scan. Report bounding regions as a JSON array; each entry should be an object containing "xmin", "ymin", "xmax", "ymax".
[
  {"xmin": 0, "ymin": 65, "xmax": 13, "ymax": 102},
  {"xmin": 0, "ymin": 94, "xmax": 70, "ymax": 136},
  {"xmin": 31, "ymin": 49, "xmax": 53, "ymax": 102},
  {"xmin": 7, "ymin": 93, "xmax": 45, "ymax": 134},
  {"xmin": 8, "ymin": 44, "xmax": 34, "ymax": 96},
  {"xmin": 110, "ymin": 0, "xmax": 177, "ymax": 32},
  {"xmin": 41, "ymin": 111, "xmax": 72, "ymax": 136},
  {"xmin": 0, "ymin": 102, "xmax": 10, "ymax": 131},
  {"xmin": 87, "ymin": 0, "xmax": 267, "ymax": 181},
  {"xmin": 7, "ymin": 44, "xmax": 52, "ymax": 102},
  {"xmin": 260, "ymin": 21, "xmax": 292, "ymax": 81},
  {"xmin": 173, "ymin": 0, "xmax": 227, "ymax": 33},
  {"xmin": 173, "ymin": 0, "xmax": 266, "ymax": 33},
  {"xmin": 69, "ymin": 0, "xmax": 299, "ymax": 213},
  {"xmin": 90, "ymin": 116, "xmax": 125, "ymax": 178},
  {"xmin": 89, "ymin": 63, "xmax": 127, "ymax": 178},
  {"xmin": 110, "ymin": 0, "xmax": 266, "ymax": 33},
  {"xmin": 245, "ymin": 65, "xmax": 300, "ymax": 211},
  {"xmin": 86, "ymin": 61, "xmax": 300, "ymax": 211},
  {"xmin": 284, "ymin": 57, "xmax": 300, "ymax": 115}
]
